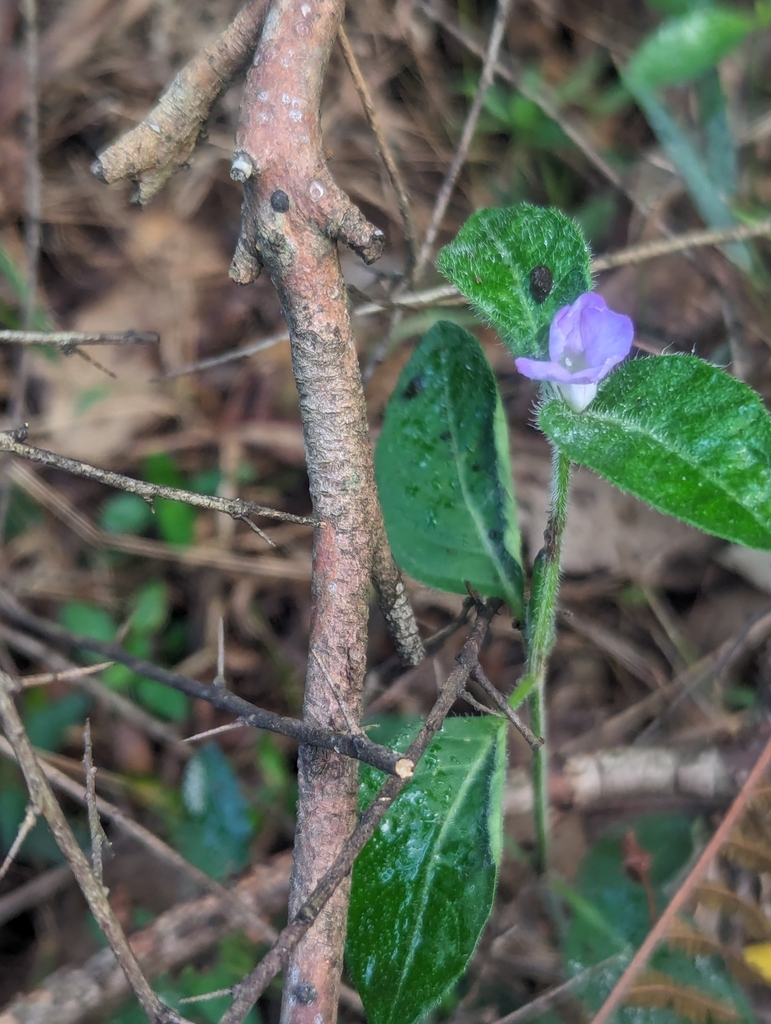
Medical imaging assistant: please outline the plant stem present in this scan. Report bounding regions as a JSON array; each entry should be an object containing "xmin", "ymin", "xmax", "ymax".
[{"xmin": 510, "ymin": 445, "xmax": 571, "ymax": 874}]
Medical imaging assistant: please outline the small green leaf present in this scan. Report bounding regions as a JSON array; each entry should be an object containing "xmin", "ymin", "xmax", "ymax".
[
  {"xmin": 172, "ymin": 745, "xmax": 254, "ymax": 880},
  {"xmin": 144, "ymin": 452, "xmax": 197, "ymax": 546},
  {"xmin": 375, "ymin": 322, "xmax": 523, "ymax": 614},
  {"xmin": 23, "ymin": 693, "xmax": 91, "ymax": 752},
  {"xmin": 135, "ymin": 679, "xmax": 189, "ymax": 721},
  {"xmin": 625, "ymin": 82, "xmax": 753, "ymax": 271},
  {"xmin": 436, "ymin": 203, "xmax": 592, "ymax": 359},
  {"xmin": 99, "ymin": 493, "xmax": 154, "ymax": 535},
  {"xmin": 348, "ymin": 716, "xmax": 507, "ymax": 1024},
  {"xmin": 626, "ymin": 7, "xmax": 756, "ymax": 90},
  {"xmin": 59, "ymin": 602, "xmax": 117, "ymax": 664},
  {"xmin": 128, "ymin": 580, "xmax": 170, "ymax": 636},
  {"xmin": 539, "ymin": 355, "xmax": 771, "ymax": 550}
]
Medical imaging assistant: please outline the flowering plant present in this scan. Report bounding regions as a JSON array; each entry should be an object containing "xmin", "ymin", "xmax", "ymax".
[
  {"xmin": 515, "ymin": 292, "xmax": 634, "ymax": 411},
  {"xmin": 350, "ymin": 202, "xmax": 771, "ymax": 1024}
]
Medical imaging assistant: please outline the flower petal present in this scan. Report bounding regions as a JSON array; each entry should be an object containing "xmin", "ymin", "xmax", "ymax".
[{"xmin": 515, "ymin": 357, "xmax": 576, "ymax": 383}]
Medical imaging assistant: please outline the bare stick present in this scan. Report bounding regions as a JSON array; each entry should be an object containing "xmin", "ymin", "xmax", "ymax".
[
  {"xmin": 0, "ymin": 673, "xmax": 187, "ymax": 1024},
  {"xmin": 7, "ymin": 460, "xmax": 311, "ymax": 582},
  {"xmin": 591, "ymin": 216, "xmax": 771, "ymax": 271},
  {"xmin": 0, "ymin": 732, "xmax": 277, "ymax": 945},
  {"xmin": 0, "ymin": 863, "xmax": 72, "ymax": 930},
  {"xmin": 414, "ymin": 0, "xmax": 513, "ymax": 280},
  {"xmin": 220, "ymin": 601, "xmax": 499, "ymax": 1024},
  {"xmin": 0, "ymin": 432, "xmax": 313, "ymax": 530},
  {"xmin": 0, "ymin": 0, "xmax": 41, "ymax": 544},
  {"xmin": 0, "ymin": 329, "xmax": 159, "ymax": 349},
  {"xmin": 471, "ymin": 664, "xmax": 542, "ymax": 750},
  {"xmin": 157, "ymin": 329, "xmax": 290, "ymax": 380},
  {"xmin": 228, "ymin": 1, "xmax": 424, "ymax": 1016},
  {"xmin": 92, "ymin": 0, "xmax": 271, "ymax": 204},
  {"xmin": 337, "ymin": 26, "xmax": 418, "ymax": 284},
  {"xmin": 493, "ymin": 955, "xmax": 623, "ymax": 1024},
  {"xmin": 18, "ymin": 661, "xmax": 113, "ymax": 688},
  {"xmin": 0, "ymin": 592, "xmax": 413, "ymax": 779},
  {"xmin": 0, "ymin": 854, "xmax": 292, "ymax": 1024},
  {"xmin": 0, "ymin": 803, "xmax": 39, "ymax": 882},
  {"xmin": 591, "ymin": 730, "xmax": 771, "ymax": 1024},
  {"xmin": 83, "ymin": 720, "xmax": 110, "ymax": 883},
  {"xmin": 0, "ymin": 619, "xmax": 191, "ymax": 758}
]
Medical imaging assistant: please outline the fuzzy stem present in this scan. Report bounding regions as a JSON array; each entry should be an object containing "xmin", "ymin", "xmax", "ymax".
[{"xmin": 510, "ymin": 445, "xmax": 571, "ymax": 873}]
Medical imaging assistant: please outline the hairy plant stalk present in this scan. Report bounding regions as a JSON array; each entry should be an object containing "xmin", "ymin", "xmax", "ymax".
[{"xmin": 510, "ymin": 445, "xmax": 571, "ymax": 873}]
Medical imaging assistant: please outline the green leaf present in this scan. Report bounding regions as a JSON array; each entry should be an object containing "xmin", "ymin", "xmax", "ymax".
[
  {"xmin": 144, "ymin": 452, "xmax": 197, "ymax": 546},
  {"xmin": 375, "ymin": 322, "xmax": 523, "ymax": 615},
  {"xmin": 59, "ymin": 602, "xmax": 117, "ymax": 664},
  {"xmin": 626, "ymin": 7, "xmax": 756, "ymax": 90},
  {"xmin": 23, "ymin": 693, "xmax": 91, "ymax": 753},
  {"xmin": 128, "ymin": 580, "xmax": 170, "ymax": 636},
  {"xmin": 437, "ymin": 203, "xmax": 592, "ymax": 359},
  {"xmin": 172, "ymin": 745, "xmax": 254, "ymax": 880},
  {"xmin": 135, "ymin": 679, "xmax": 189, "ymax": 721},
  {"xmin": 697, "ymin": 70, "xmax": 737, "ymax": 200},
  {"xmin": 539, "ymin": 355, "xmax": 771, "ymax": 550},
  {"xmin": 99, "ymin": 493, "xmax": 154, "ymax": 535},
  {"xmin": 347, "ymin": 716, "xmax": 507, "ymax": 1024},
  {"xmin": 624, "ymin": 81, "xmax": 752, "ymax": 271}
]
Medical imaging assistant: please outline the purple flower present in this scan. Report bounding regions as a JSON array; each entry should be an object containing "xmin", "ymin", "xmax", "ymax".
[{"xmin": 515, "ymin": 292, "xmax": 634, "ymax": 412}]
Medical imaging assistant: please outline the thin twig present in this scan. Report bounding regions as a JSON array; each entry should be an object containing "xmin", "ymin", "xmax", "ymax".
[
  {"xmin": 0, "ymin": 732, "xmax": 278, "ymax": 946},
  {"xmin": 419, "ymin": 0, "xmax": 625, "ymax": 196},
  {"xmin": 157, "ymin": 210, "xmax": 771, "ymax": 378},
  {"xmin": 0, "ymin": 803, "xmax": 39, "ymax": 882},
  {"xmin": 0, "ymin": 863, "xmax": 72, "ymax": 930},
  {"xmin": 338, "ymin": 26, "xmax": 418, "ymax": 284},
  {"xmin": 0, "ymin": 592, "xmax": 414, "ymax": 779},
  {"xmin": 156, "ymin": 329, "xmax": 289, "ymax": 380},
  {"xmin": 83, "ymin": 720, "xmax": 110, "ymax": 883},
  {"xmin": 0, "ymin": 329, "xmax": 160, "ymax": 350},
  {"xmin": 0, "ymin": 432, "xmax": 313, "ymax": 531},
  {"xmin": 18, "ymin": 661, "xmax": 114, "ymax": 688},
  {"xmin": 414, "ymin": 0, "xmax": 513, "ymax": 280},
  {"xmin": 472, "ymin": 665, "xmax": 543, "ymax": 751},
  {"xmin": 183, "ymin": 720, "xmax": 248, "ymax": 743},
  {"xmin": 0, "ymin": 619, "xmax": 191, "ymax": 758},
  {"xmin": 0, "ymin": 673, "xmax": 186, "ymax": 1024},
  {"xmin": 0, "ymin": 0, "xmax": 41, "ymax": 544},
  {"xmin": 591, "ymin": 729, "xmax": 771, "ymax": 1024},
  {"xmin": 590, "ymin": 216, "xmax": 771, "ymax": 271},
  {"xmin": 7, "ymin": 460, "xmax": 311, "ymax": 583},
  {"xmin": 492, "ymin": 955, "xmax": 624, "ymax": 1024},
  {"xmin": 220, "ymin": 601, "xmax": 499, "ymax": 1024},
  {"xmin": 0, "ymin": 854, "xmax": 293, "ymax": 1024},
  {"xmin": 93, "ymin": 0, "xmax": 272, "ymax": 204}
]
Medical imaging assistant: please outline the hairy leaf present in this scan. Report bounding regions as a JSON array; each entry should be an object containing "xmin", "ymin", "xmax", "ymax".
[
  {"xmin": 540, "ymin": 355, "xmax": 771, "ymax": 550},
  {"xmin": 347, "ymin": 716, "xmax": 507, "ymax": 1024},
  {"xmin": 376, "ymin": 322, "xmax": 523, "ymax": 615},
  {"xmin": 436, "ymin": 203, "xmax": 592, "ymax": 359}
]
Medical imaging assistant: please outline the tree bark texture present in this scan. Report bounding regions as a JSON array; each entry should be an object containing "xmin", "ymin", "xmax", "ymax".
[{"xmin": 230, "ymin": 2, "xmax": 388, "ymax": 1020}]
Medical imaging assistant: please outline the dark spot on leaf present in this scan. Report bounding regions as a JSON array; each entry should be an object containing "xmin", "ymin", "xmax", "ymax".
[
  {"xmin": 403, "ymin": 376, "xmax": 425, "ymax": 400},
  {"xmin": 529, "ymin": 265, "xmax": 553, "ymax": 304},
  {"xmin": 270, "ymin": 189, "xmax": 290, "ymax": 212},
  {"xmin": 471, "ymin": 463, "xmax": 480, "ymax": 472},
  {"xmin": 488, "ymin": 529, "xmax": 499, "ymax": 540},
  {"xmin": 439, "ymin": 430, "xmax": 451, "ymax": 442}
]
